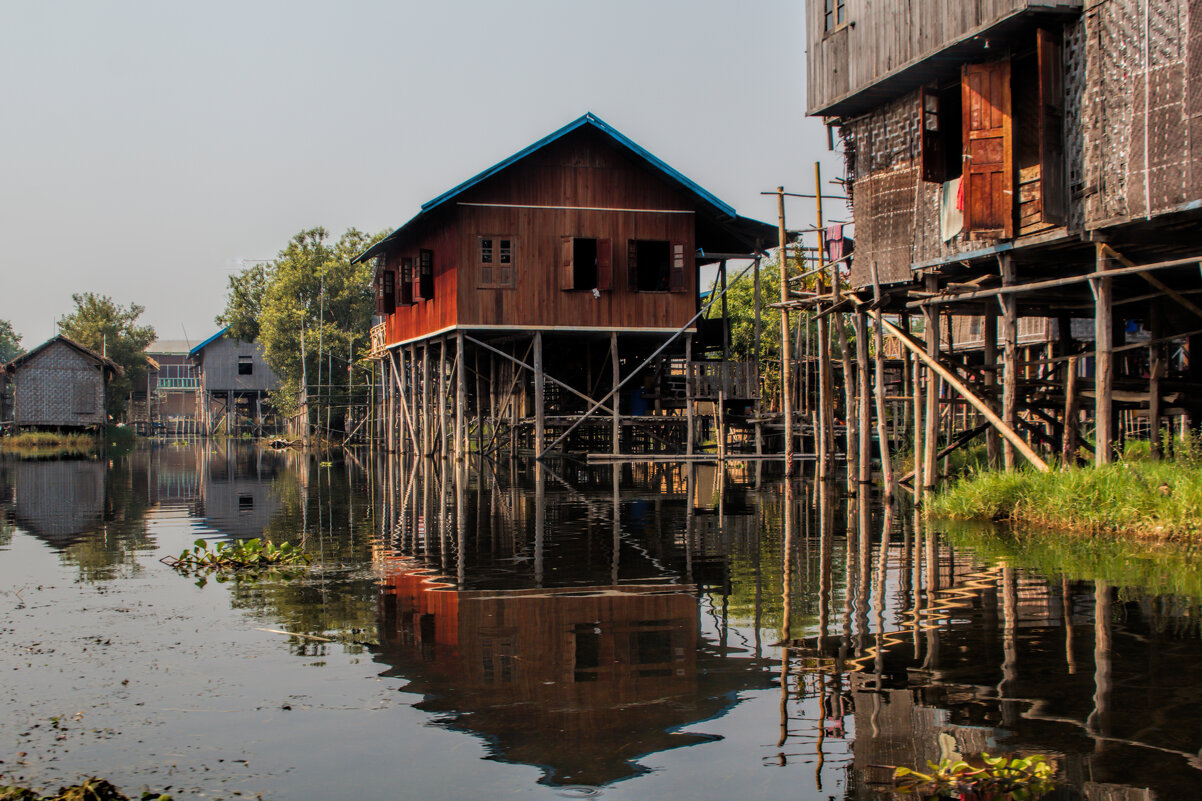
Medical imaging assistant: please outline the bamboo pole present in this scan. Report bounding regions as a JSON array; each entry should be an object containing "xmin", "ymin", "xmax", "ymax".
[
  {"xmin": 911, "ymin": 351, "xmax": 924, "ymax": 491},
  {"xmin": 865, "ymin": 306, "xmax": 1050, "ymax": 472},
  {"xmin": 855, "ymin": 310, "xmax": 871, "ymax": 484},
  {"xmin": 870, "ymin": 263, "xmax": 894, "ymax": 498},
  {"xmin": 830, "ymin": 234, "xmax": 858, "ymax": 491},
  {"xmin": 753, "ymin": 254, "xmax": 763, "ymax": 455},
  {"xmin": 777, "ymin": 187, "xmax": 794, "ymax": 475},
  {"xmin": 922, "ymin": 276, "xmax": 941, "ymax": 489},
  {"xmin": 815, "ymin": 164, "xmax": 833, "ymax": 480}
]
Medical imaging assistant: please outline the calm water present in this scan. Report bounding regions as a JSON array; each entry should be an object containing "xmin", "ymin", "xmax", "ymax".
[{"xmin": 1, "ymin": 444, "xmax": 1200, "ymax": 800}]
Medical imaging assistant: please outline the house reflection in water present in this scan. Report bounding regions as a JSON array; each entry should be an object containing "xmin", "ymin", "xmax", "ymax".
[
  {"xmin": 198, "ymin": 444, "xmax": 282, "ymax": 537},
  {"xmin": 374, "ymin": 562, "xmax": 769, "ymax": 787}
]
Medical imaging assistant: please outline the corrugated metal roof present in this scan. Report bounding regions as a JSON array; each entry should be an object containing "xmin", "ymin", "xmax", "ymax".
[
  {"xmin": 354, "ymin": 112, "xmax": 743, "ymax": 265},
  {"xmin": 189, "ymin": 327, "xmax": 229, "ymax": 356}
]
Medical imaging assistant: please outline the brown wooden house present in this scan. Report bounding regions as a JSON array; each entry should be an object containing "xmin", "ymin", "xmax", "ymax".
[
  {"xmin": 3, "ymin": 335, "xmax": 122, "ymax": 430},
  {"xmin": 806, "ymin": 0, "xmax": 1202, "ymax": 467},
  {"xmin": 358, "ymin": 113, "xmax": 773, "ymax": 459}
]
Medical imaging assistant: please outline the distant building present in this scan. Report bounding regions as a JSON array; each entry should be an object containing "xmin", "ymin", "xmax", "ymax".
[
  {"xmin": 145, "ymin": 338, "xmax": 201, "ymax": 435},
  {"xmin": 189, "ymin": 328, "xmax": 281, "ymax": 435},
  {"xmin": 2, "ymin": 335, "xmax": 122, "ymax": 429}
]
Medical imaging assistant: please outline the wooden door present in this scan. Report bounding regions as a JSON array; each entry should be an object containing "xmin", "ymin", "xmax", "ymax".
[{"xmin": 962, "ymin": 59, "xmax": 1013, "ymax": 239}]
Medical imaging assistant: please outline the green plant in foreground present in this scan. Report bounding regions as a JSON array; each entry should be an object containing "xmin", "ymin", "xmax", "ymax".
[
  {"xmin": 162, "ymin": 538, "xmax": 312, "ymax": 586},
  {"xmin": 891, "ymin": 753, "xmax": 1056, "ymax": 800},
  {"xmin": 0, "ymin": 778, "xmax": 170, "ymax": 801}
]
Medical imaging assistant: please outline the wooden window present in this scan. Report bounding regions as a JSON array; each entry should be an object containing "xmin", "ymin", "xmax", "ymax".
[
  {"xmin": 1036, "ymin": 28, "xmax": 1066, "ymax": 225},
  {"xmin": 559, "ymin": 237, "xmax": 613, "ymax": 291},
  {"xmin": 962, "ymin": 59, "xmax": 1013, "ymax": 239},
  {"xmin": 628, "ymin": 239, "xmax": 685, "ymax": 293},
  {"xmin": 381, "ymin": 269, "xmax": 396, "ymax": 315},
  {"xmin": 823, "ymin": 0, "xmax": 845, "ymax": 32},
  {"xmin": 238, "ymin": 356, "xmax": 253, "ymax": 376},
  {"xmin": 399, "ymin": 258, "xmax": 414, "ymax": 305},
  {"xmin": 479, "ymin": 236, "xmax": 515, "ymax": 288}
]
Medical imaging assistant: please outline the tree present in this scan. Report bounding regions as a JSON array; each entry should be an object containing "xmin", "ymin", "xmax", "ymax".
[
  {"xmin": 57, "ymin": 293, "xmax": 156, "ymax": 418},
  {"xmin": 0, "ymin": 319, "xmax": 23, "ymax": 363},
  {"xmin": 241, "ymin": 227, "xmax": 385, "ymax": 430}
]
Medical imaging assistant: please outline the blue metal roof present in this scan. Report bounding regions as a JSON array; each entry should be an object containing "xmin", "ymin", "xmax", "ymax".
[
  {"xmin": 354, "ymin": 113, "xmax": 740, "ymax": 264},
  {"xmin": 189, "ymin": 327, "xmax": 229, "ymax": 357}
]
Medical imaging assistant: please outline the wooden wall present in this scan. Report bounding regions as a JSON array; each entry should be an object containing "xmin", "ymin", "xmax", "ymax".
[
  {"xmin": 12, "ymin": 342, "xmax": 108, "ymax": 428},
  {"xmin": 379, "ymin": 128, "xmax": 698, "ymax": 346},
  {"xmin": 197, "ymin": 336, "xmax": 280, "ymax": 393},
  {"xmin": 807, "ymin": 0, "xmax": 1083, "ymax": 115}
]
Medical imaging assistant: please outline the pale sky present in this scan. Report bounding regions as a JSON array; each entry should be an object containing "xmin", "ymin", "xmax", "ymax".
[{"xmin": 1, "ymin": 0, "xmax": 844, "ymax": 348}]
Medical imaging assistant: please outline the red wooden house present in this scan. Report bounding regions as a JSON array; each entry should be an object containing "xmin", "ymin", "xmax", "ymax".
[{"xmin": 359, "ymin": 113, "xmax": 773, "ymax": 458}]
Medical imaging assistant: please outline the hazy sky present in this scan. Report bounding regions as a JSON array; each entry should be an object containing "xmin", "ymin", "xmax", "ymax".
[{"xmin": 1, "ymin": 0, "xmax": 843, "ymax": 348}]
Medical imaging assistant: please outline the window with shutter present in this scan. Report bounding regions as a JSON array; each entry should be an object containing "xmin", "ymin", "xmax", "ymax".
[
  {"xmin": 1037, "ymin": 28, "xmax": 1065, "ymax": 225},
  {"xmin": 629, "ymin": 240, "xmax": 673, "ymax": 292},
  {"xmin": 669, "ymin": 242, "xmax": 686, "ymax": 293},
  {"xmin": 417, "ymin": 249, "xmax": 434, "ymax": 301},
  {"xmin": 382, "ymin": 269, "xmax": 396, "ymax": 315},
  {"xmin": 560, "ymin": 237, "xmax": 610, "ymax": 291},
  {"xmin": 962, "ymin": 59, "xmax": 1013, "ymax": 239}
]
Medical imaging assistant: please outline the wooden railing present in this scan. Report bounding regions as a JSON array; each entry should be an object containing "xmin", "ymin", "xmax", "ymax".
[
  {"xmin": 661, "ymin": 359, "xmax": 760, "ymax": 400},
  {"xmin": 368, "ymin": 322, "xmax": 387, "ymax": 360}
]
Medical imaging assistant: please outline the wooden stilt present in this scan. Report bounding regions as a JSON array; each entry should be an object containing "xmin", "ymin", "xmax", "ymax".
[
  {"xmin": 923, "ymin": 276, "xmax": 941, "ymax": 490},
  {"xmin": 776, "ymin": 187, "xmax": 794, "ymax": 475},
  {"xmin": 1063, "ymin": 356, "xmax": 1080, "ymax": 466},
  {"xmin": 611, "ymin": 331, "xmax": 620, "ymax": 456},
  {"xmin": 685, "ymin": 332, "xmax": 695, "ymax": 456},
  {"xmin": 912, "ymin": 351, "xmax": 924, "ymax": 492},
  {"xmin": 385, "ymin": 353, "xmax": 395, "ymax": 453},
  {"xmin": 753, "ymin": 254, "xmax": 764, "ymax": 455},
  {"xmin": 455, "ymin": 331, "xmax": 466, "ymax": 462},
  {"xmin": 534, "ymin": 331, "xmax": 545, "ymax": 458},
  {"xmin": 999, "ymin": 255, "xmax": 1018, "ymax": 470},
  {"xmin": 984, "ymin": 305, "xmax": 1001, "ymax": 468},
  {"xmin": 439, "ymin": 336, "xmax": 448, "ymax": 460},
  {"xmin": 1093, "ymin": 244, "xmax": 1114, "ymax": 465},
  {"xmin": 1150, "ymin": 303, "xmax": 1164, "ymax": 459},
  {"xmin": 870, "ymin": 263, "xmax": 893, "ymax": 498},
  {"xmin": 855, "ymin": 309, "xmax": 871, "ymax": 485},
  {"xmin": 832, "ymin": 255, "xmax": 858, "ymax": 491},
  {"xmin": 422, "ymin": 343, "xmax": 431, "ymax": 456}
]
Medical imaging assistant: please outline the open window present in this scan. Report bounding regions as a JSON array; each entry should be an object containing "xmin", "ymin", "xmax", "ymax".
[
  {"xmin": 560, "ymin": 237, "xmax": 612, "ymax": 291},
  {"xmin": 381, "ymin": 269, "xmax": 396, "ymax": 315},
  {"xmin": 479, "ymin": 236, "xmax": 515, "ymax": 288},
  {"xmin": 238, "ymin": 356, "xmax": 253, "ymax": 376},
  {"xmin": 399, "ymin": 257, "xmax": 414, "ymax": 305},
  {"xmin": 628, "ymin": 239, "xmax": 686, "ymax": 293},
  {"xmin": 416, "ymin": 249, "xmax": 434, "ymax": 301},
  {"xmin": 920, "ymin": 83, "xmax": 962, "ymax": 183}
]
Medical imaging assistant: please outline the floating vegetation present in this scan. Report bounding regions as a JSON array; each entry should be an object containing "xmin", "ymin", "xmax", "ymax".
[
  {"xmin": 889, "ymin": 753, "xmax": 1056, "ymax": 800},
  {"xmin": 162, "ymin": 538, "xmax": 312, "ymax": 586},
  {"xmin": 0, "ymin": 778, "xmax": 171, "ymax": 801}
]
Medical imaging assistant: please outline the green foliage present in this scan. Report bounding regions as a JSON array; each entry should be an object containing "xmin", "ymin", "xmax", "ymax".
[
  {"xmin": 163, "ymin": 537, "xmax": 312, "ymax": 587},
  {"xmin": 0, "ymin": 779, "xmax": 170, "ymax": 801},
  {"xmin": 891, "ymin": 752, "xmax": 1056, "ymax": 800},
  {"xmin": 57, "ymin": 293, "xmax": 156, "ymax": 419},
  {"xmin": 0, "ymin": 318, "xmax": 23, "ymax": 363},
  {"xmin": 705, "ymin": 252, "xmax": 854, "ymax": 404},
  {"xmin": 928, "ymin": 458, "xmax": 1202, "ymax": 540},
  {"xmin": 0, "ymin": 431, "xmax": 96, "ymax": 457},
  {"xmin": 219, "ymin": 227, "xmax": 385, "ymax": 425}
]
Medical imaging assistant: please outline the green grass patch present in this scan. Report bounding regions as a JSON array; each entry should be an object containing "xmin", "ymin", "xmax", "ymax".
[
  {"xmin": 928, "ymin": 459, "xmax": 1202, "ymax": 541},
  {"xmin": 0, "ymin": 431, "xmax": 98, "ymax": 458}
]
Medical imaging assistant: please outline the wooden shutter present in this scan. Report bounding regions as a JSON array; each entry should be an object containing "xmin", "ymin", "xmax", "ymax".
[
  {"xmin": 1037, "ymin": 29, "xmax": 1066, "ymax": 225},
  {"xmin": 382, "ymin": 270, "xmax": 396, "ymax": 315},
  {"xmin": 596, "ymin": 238, "xmax": 612, "ymax": 291},
  {"xmin": 418, "ymin": 249, "xmax": 433, "ymax": 300},
  {"xmin": 374, "ymin": 272, "xmax": 384, "ymax": 315},
  {"xmin": 962, "ymin": 59, "xmax": 1013, "ymax": 239},
  {"xmin": 479, "ymin": 238, "xmax": 493, "ymax": 286},
  {"xmin": 920, "ymin": 86, "xmax": 944, "ymax": 183},
  {"xmin": 400, "ymin": 258, "xmax": 414, "ymax": 305},
  {"xmin": 669, "ymin": 242, "xmax": 686, "ymax": 293},
  {"xmin": 560, "ymin": 237, "xmax": 575, "ymax": 290},
  {"xmin": 627, "ymin": 240, "xmax": 639, "ymax": 291}
]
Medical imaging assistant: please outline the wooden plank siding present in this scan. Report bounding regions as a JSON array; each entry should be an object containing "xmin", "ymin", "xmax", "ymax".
[
  {"xmin": 377, "ymin": 127, "xmax": 701, "ymax": 346},
  {"xmin": 807, "ymin": 0, "xmax": 1083, "ymax": 117}
]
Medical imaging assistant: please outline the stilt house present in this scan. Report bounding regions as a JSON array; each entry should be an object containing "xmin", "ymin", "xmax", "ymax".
[
  {"xmin": 190, "ymin": 328, "xmax": 281, "ymax": 436},
  {"xmin": 360, "ymin": 113, "xmax": 774, "ymax": 458},
  {"xmin": 3, "ymin": 335, "xmax": 122, "ymax": 430},
  {"xmin": 807, "ymin": 0, "xmax": 1202, "ymax": 464}
]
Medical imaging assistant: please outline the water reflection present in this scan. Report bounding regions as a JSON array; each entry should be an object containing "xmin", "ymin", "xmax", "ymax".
[{"xmin": 1, "ymin": 445, "xmax": 1201, "ymax": 800}]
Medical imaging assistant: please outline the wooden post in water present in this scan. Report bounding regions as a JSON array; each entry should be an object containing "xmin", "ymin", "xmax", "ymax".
[
  {"xmin": 1000, "ymin": 255, "xmax": 1019, "ymax": 470},
  {"xmin": 912, "ymin": 351, "xmax": 924, "ymax": 492},
  {"xmin": 534, "ymin": 331, "xmax": 545, "ymax": 458},
  {"xmin": 422, "ymin": 343, "xmax": 431, "ymax": 456},
  {"xmin": 984, "ymin": 305, "xmax": 1000, "ymax": 468},
  {"xmin": 455, "ymin": 331, "xmax": 466, "ymax": 462},
  {"xmin": 753, "ymin": 254, "xmax": 764, "ymax": 455},
  {"xmin": 685, "ymin": 332, "xmax": 695, "ymax": 455},
  {"xmin": 439, "ymin": 336, "xmax": 448, "ymax": 460},
  {"xmin": 611, "ymin": 331, "xmax": 620, "ymax": 457},
  {"xmin": 815, "ymin": 164, "xmax": 834, "ymax": 480},
  {"xmin": 870, "ymin": 263, "xmax": 893, "ymax": 499},
  {"xmin": 1092, "ymin": 244, "xmax": 1114, "ymax": 465},
  {"xmin": 1063, "ymin": 355, "xmax": 1080, "ymax": 466},
  {"xmin": 776, "ymin": 187, "xmax": 794, "ymax": 475},
  {"xmin": 1150, "ymin": 303, "xmax": 1164, "ymax": 459},
  {"xmin": 855, "ymin": 309, "xmax": 871, "ymax": 485},
  {"xmin": 922, "ymin": 276, "xmax": 940, "ymax": 491},
  {"xmin": 831, "ymin": 234, "xmax": 858, "ymax": 492}
]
